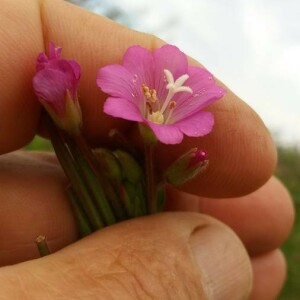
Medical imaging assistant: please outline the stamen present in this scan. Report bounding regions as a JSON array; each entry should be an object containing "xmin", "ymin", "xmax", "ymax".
[
  {"xmin": 168, "ymin": 100, "xmax": 176, "ymax": 109},
  {"xmin": 149, "ymin": 89, "xmax": 158, "ymax": 102},
  {"xmin": 142, "ymin": 84, "xmax": 151, "ymax": 99},
  {"xmin": 165, "ymin": 100, "xmax": 176, "ymax": 124},
  {"xmin": 141, "ymin": 70, "xmax": 192, "ymax": 125},
  {"xmin": 146, "ymin": 102, "xmax": 153, "ymax": 114}
]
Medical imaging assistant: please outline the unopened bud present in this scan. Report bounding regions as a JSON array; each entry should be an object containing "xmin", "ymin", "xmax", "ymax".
[
  {"xmin": 93, "ymin": 148, "xmax": 122, "ymax": 181},
  {"xmin": 164, "ymin": 148, "xmax": 209, "ymax": 186},
  {"xmin": 113, "ymin": 150, "xmax": 143, "ymax": 183},
  {"xmin": 33, "ymin": 42, "xmax": 82, "ymax": 135}
]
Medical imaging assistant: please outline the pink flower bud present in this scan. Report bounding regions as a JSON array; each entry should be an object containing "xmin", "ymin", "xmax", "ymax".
[
  {"xmin": 33, "ymin": 42, "xmax": 82, "ymax": 134},
  {"xmin": 164, "ymin": 148, "xmax": 209, "ymax": 186}
]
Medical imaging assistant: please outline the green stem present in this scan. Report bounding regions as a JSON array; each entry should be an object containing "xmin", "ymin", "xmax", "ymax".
[
  {"xmin": 68, "ymin": 134, "xmax": 117, "ymax": 225},
  {"xmin": 67, "ymin": 187, "xmax": 93, "ymax": 237},
  {"xmin": 47, "ymin": 118, "xmax": 104, "ymax": 230},
  {"xmin": 35, "ymin": 235, "xmax": 50, "ymax": 257},
  {"xmin": 145, "ymin": 144, "xmax": 156, "ymax": 213}
]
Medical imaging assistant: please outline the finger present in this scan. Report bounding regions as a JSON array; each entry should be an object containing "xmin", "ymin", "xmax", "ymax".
[
  {"xmin": 0, "ymin": 0, "xmax": 276, "ymax": 197},
  {"xmin": 166, "ymin": 176, "xmax": 295, "ymax": 256},
  {"xmin": 0, "ymin": 152, "xmax": 288, "ymax": 267},
  {"xmin": 249, "ymin": 250, "xmax": 286, "ymax": 300},
  {"xmin": 0, "ymin": 152, "xmax": 77, "ymax": 266},
  {"xmin": 0, "ymin": 212, "xmax": 252, "ymax": 300}
]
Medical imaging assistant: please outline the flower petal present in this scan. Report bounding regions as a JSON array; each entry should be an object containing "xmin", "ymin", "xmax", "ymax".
[
  {"xmin": 36, "ymin": 53, "xmax": 49, "ymax": 71},
  {"xmin": 122, "ymin": 45, "xmax": 154, "ymax": 88},
  {"xmin": 146, "ymin": 122, "xmax": 184, "ymax": 144},
  {"xmin": 176, "ymin": 111, "xmax": 214, "ymax": 137},
  {"xmin": 104, "ymin": 97, "xmax": 143, "ymax": 122},
  {"xmin": 33, "ymin": 68, "xmax": 71, "ymax": 114},
  {"xmin": 97, "ymin": 64, "xmax": 141, "ymax": 101},
  {"xmin": 153, "ymin": 45, "xmax": 189, "ymax": 101},
  {"xmin": 47, "ymin": 59, "xmax": 80, "ymax": 97},
  {"xmin": 171, "ymin": 67, "xmax": 226, "ymax": 122},
  {"xmin": 67, "ymin": 60, "xmax": 81, "ymax": 81}
]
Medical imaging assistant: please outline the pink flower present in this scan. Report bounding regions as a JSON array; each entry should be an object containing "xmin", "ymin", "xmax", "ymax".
[
  {"xmin": 33, "ymin": 42, "xmax": 82, "ymax": 134},
  {"xmin": 97, "ymin": 45, "xmax": 226, "ymax": 144}
]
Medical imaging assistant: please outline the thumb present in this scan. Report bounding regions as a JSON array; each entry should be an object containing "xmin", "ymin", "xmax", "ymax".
[{"xmin": 0, "ymin": 212, "xmax": 252, "ymax": 299}]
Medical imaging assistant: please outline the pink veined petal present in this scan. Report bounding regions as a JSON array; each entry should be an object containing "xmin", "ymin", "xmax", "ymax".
[
  {"xmin": 36, "ymin": 53, "xmax": 49, "ymax": 71},
  {"xmin": 122, "ymin": 45, "xmax": 154, "ymax": 88},
  {"xmin": 171, "ymin": 67, "xmax": 226, "ymax": 122},
  {"xmin": 146, "ymin": 122, "xmax": 184, "ymax": 144},
  {"xmin": 67, "ymin": 59, "xmax": 81, "ymax": 81},
  {"xmin": 153, "ymin": 45, "xmax": 189, "ymax": 101},
  {"xmin": 97, "ymin": 64, "xmax": 142, "ymax": 102},
  {"xmin": 171, "ymin": 87, "xmax": 225, "ymax": 122},
  {"xmin": 175, "ymin": 111, "xmax": 214, "ymax": 137},
  {"xmin": 47, "ymin": 59, "xmax": 81, "ymax": 97},
  {"xmin": 103, "ymin": 97, "xmax": 144, "ymax": 122},
  {"xmin": 33, "ymin": 68, "xmax": 72, "ymax": 115},
  {"xmin": 175, "ymin": 66, "xmax": 225, "ymax": 107}
]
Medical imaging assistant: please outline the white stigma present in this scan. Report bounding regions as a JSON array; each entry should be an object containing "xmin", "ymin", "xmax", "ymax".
[
  {"xmin": 164, "ymin": 69, "xmax": 193, "ymax": 94},
  {"xmin": 160, "ymin": 69, "xmax": 193, "ymax": 114}
]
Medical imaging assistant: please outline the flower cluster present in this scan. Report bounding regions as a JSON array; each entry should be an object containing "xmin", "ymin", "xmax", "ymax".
[{"xmin": 32, "ymin": 42, "xmax": 226, "ymax": 244}]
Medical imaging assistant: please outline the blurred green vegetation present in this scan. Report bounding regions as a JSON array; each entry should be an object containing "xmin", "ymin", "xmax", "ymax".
[
  {"xmin": 25, "ymin": 136, "xmax": 53, "ymax": 151},
  {"xmin": 26, "ymin": 136, "xmax": 299, "ymax": 298},
  {"xmin": 277, "ymin": 146, "xmax": 300, "ymax": 300}
]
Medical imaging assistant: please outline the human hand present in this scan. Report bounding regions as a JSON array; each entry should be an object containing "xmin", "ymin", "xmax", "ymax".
[{"xmin": 0, "ymin": 0, "xmax": 294, "ymax": 299}]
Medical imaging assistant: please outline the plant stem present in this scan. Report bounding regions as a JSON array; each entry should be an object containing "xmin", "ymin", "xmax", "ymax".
[
  {"xmin": 145, "ymin": 144, "xmax": 156, "ymax": 213},
  {"xmin": 67, "ymin": 187, "xmax": 93, "ymax": 237},
  {"xmin": 68, "ymin": 134, "xmax": 117, "ymax": 225},
  {"xmin": 46, "ymin": 117, "xmax": 104, "ymax": 230},
  {"xmin": 35, "ymin": 235, "xmax": 50, "ymax": 257}
]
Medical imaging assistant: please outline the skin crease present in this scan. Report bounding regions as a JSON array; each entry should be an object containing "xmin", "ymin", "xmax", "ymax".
[{"xmin": 0, "ymin": 0, "xmax": 295, "ymax": 299}]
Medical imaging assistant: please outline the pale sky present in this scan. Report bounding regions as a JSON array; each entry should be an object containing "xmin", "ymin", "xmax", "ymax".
[{"xmin": 72, "ymin": 0, "xmax": 300, "ymax": 146}]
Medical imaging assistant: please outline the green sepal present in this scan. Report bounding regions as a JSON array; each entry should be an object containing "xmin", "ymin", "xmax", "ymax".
[
  {"xmin": 114, "ymin": 149, "xmax": 143, "ymax": 183},
  {"xmin": 138, "ymin": 123, "xmax": 157, "ymax": 145}
]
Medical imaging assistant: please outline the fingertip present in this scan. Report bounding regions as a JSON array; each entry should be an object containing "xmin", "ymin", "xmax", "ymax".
[
  {"xmin": 0, "ymin": 0, "xmax": 43, "ymax": 154},
  {"xmin": 250, "ymin": 250, "xmax": 287, "ymax": 300},
  {"xmin": 166, "ymin": 176, "xmax": 294, "ymax": 256},
  {"xmin": 39, "ymin": 0, "xmax": 161, "ymax": 143},
  {"xmin": 157, "ymin": 95, "xmax": 277, "ymax": 197}
]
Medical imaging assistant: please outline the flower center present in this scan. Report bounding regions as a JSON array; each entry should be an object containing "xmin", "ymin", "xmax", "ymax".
[{"xmin": 142, "ymin": 69, "xmax": 192, "ymax": 124}]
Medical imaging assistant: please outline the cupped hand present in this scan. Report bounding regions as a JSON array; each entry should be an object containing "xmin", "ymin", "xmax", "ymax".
[{"xmin": 0, "ymin": 0, "xmax": 294, "ymax": 299}]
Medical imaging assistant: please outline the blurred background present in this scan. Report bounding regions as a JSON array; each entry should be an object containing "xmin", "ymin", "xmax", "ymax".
[{"xmin": 27, "ymin": 0, "xmax": 300, "ymax": 298}]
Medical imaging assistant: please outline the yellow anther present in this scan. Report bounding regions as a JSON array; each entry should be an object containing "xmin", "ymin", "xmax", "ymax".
[
  {"xmin": 150, "ymin": 89, "xmax": 158, "ymax": 102},
  {"xmin": 168, "ymin": 100, "xmax": 176, "ymax": 109},
  {"xmin": 142, "ymin": 84, "xmax": 152, "ymax": 99}
]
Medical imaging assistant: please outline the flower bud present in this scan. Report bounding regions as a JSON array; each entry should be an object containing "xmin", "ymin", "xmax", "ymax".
[
  {"xmin": 33, "ymin": 42, "xmax": 82, "ymax": 135},
  {"xmin": 113, "ymin": 150, "xmax": 143, "ymax": 183},
  {"xmin": 164, "ymin": 148, "xmax": 209, "ymax": 186},
  {"xmin": 93, "ymin": 148, "xmax": 123, "ymax": 181}
]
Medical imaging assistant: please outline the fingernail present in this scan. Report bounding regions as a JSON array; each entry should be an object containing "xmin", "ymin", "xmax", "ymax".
[{"xmin": 189, "ymin": 223, "xmax": 252, "ymax": 300}]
